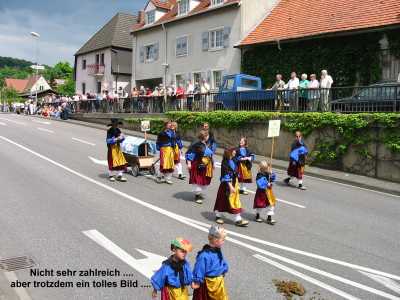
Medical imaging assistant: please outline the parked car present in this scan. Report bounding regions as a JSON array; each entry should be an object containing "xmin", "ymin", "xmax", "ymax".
[
  {"xmin": 214, "ymin": 74, "xmax": 275, "ymax": 110},
  {"xmin": 331, "ymin": 82, "xmax": 400, "ymax": 112}
]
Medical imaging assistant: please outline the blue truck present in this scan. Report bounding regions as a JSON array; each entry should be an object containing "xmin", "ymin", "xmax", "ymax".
[{"xmin": 214, "ymin": 74, "xmax": 275, "ymax": 110}]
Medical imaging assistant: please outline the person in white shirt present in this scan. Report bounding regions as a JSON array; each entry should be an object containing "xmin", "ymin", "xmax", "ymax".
[
  {"xmin": 308, "ymin": 74, "xmax": 320, "ymax": 111},
  {"xmin": 320, "ymin": 69, "xmax": 334, "ymax": 111},
  {"xmin": 186, "ymin": 80, "xmax": 194, "ymax": 111},
  {"xmin": 285, "ymin": 72, "xmax": 299, "ymax": 110},
  {"xmin": 201, "ymin": 79, "xmax": 211, "ymax": 111}
]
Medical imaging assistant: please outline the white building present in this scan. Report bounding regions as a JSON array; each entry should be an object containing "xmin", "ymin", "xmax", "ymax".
[
  {"xmin": 5, "ymin": 75, "xmax": 52, "ymax": 96},
  {"xmin": 130, "ymin": 0, "xmax": 279, "ymax": 90},
  {"xmin": 74, "ymin": 13, "xmax": 136, "ymax": 97}
]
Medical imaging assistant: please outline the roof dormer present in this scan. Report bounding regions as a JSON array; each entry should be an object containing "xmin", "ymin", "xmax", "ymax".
[
  {"xmin": 177, "ymin": 0, "xmax": 201, "ymax": 16},
  {"xmin": 144, "ymin": 0, "xmax": 172, "ymax": 25}
]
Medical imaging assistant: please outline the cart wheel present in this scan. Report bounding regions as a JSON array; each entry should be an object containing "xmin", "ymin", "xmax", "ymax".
[
  {"xmin": 132, "ymin": 165, "xmax": 140, "ymax": 177},
  {"xmin": 149, "ymin": 165, "xmax": 156, "ymax": 175}
]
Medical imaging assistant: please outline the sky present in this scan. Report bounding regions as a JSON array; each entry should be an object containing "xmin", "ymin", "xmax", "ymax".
[{"xmin": 0, "ymin": 0, "xmax": 147, "ymax": 66}]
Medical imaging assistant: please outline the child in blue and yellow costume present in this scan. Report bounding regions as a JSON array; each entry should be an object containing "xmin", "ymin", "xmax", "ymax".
[
  {"xmin": 192, "ymin": 225, "xmax": 229, "ymax": 300},
  {"xmin": 151, "ymin": 238, "xmax": 193, "ymax": 300}
]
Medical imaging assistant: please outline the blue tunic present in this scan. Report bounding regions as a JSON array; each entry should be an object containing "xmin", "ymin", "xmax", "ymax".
[
  {"xmin": 151, "ymin": 259, "xmax": 193, "ymax": 291},
  {"xmin": 156, "ymin": 129, "xmax": 175, "ymax": 150},
  {"xmin": 192, "ymin": 246, "xmax": 229, "ymax": 284},
  {"xmin": 256, "ymin": 172, "xmax": 276, "ymax": 190}
]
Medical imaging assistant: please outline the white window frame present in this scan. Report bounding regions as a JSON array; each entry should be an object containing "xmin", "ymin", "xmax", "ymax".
[
  {"xmin": 211, "ymin": 69, "xmax": 224, "ymax": 90},
  {"xmin": 178, "ymin": 0, "xmax": 190, "ymax": 16},
  {"xmin": 192, "ymin": 71, "xmax": 203, "ymax": 85},
  {"xmin": 146, "ymin": 10, "xmax": 156, "ymax": 24},
  {"xmin": 208, "ymin": 27, "xmax": 224, "ymax": 51},
  {"xmin": 175, "ymin": 35, "xmax": 189, "ymax": 58},
  {"xmin": 211, "ymin": 0, "xmax": 224, "ymax": 6},
  {"xmin": 144, "ymin": 43, "xmax": 157, "ymax": 63}
]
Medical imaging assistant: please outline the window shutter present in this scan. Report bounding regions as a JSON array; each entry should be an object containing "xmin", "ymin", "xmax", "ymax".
[
  {"xmin": 223, "ymin": 27, "xmax": 231, "ymax": 48},
  {"xmin": 154, "ymin": 43, "xmax": 159, "ymax": 61},
  {"xmin": 202, "ymin": 32, "xmax": 209, "ymax": 51},
  {"xmin": 139, "ymin": 46, "xmax": 145, "ymax": 63}
]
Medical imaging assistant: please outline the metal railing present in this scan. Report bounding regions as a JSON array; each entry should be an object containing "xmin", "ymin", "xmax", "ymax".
[
  {"xmin": 87, "ymin": 64, "xmax": 105, "ymax": 76},
  {"xmin": 41, "ymin": 84, "xmax": 400, "ymax": 114}
]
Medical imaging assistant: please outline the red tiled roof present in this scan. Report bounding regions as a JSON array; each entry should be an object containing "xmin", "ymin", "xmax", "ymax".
[
  {"xmin": 4, "ymin": 78, "xmax": 29, "ymax": 93},
  {"xmin": 132, "ymin": 0, "xmax": 240, "ymax": 32},
  {"xmin": 151, "ymin": 0, "xmax": 174, "ymax": 10},
  {"xmin": 4, "ymin": 76, "xmax": 41, "ymax": 93},
  {"xmin": 240, "ymin": 0, "xmax": 400, "ymax": 46}
]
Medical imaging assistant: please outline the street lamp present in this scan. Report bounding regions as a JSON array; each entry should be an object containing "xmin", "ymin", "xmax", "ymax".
[
  {"xmin": 30, "ymin": 31, "xmax": 40, "ymax": 106},
  {"xmin": 111, "ymin": 49, "xmax": 119, "ymax": 98}
]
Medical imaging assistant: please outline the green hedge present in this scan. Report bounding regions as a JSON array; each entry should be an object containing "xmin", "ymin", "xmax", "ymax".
[{"xmin": 125, "ymin": 111, "xmax": 400, "ymax": 164}]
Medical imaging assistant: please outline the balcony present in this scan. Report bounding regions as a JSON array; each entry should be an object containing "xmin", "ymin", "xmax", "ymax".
[{"xmin": 87, "ymin": 64, "xmax": 105, "ymax": 77}]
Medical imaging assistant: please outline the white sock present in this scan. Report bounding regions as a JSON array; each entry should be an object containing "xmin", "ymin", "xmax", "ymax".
[
  {"xmin": 176, "ymin": 163, "xmax": 183, "ymax": 175},
  {"xmin": 266, "ymin": 206, "xmax": 275, "ymax": 216},
  {"xmin": 194, "ymin": 185, "xmax": 203, "ymax": 195},
  {"xmin": 298, "ymin": 180, "xmax": 303, "ymax": 185},
  {"xmin": 165, "ymin": 173, "xmax": 172, "ymax": 180},
  {"xmin": 215, "ymin": 211, "xmax": 222, "ymax": 218},
  {"xmin": 256, "ymin": 208, "xmax": 263, "ymax": 214},
  {"xmin": 234, "ymin": 214, "xmax": 242, "ymax": 222},
  {"xmin": 108, "ymin": 170, "xmax": 115, "ymax": 177}
]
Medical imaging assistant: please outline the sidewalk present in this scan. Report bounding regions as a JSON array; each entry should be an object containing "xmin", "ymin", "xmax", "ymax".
[{"xmin": 38, "ymin": 116, "xmax": 400, "ymax": 196}]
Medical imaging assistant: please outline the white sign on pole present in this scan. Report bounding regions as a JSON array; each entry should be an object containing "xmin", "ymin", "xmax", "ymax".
[
  {"xmin": 141, "ymin": 120, "xmax": 150, "ymax": 132},
  {"xmin": 30, "ymin": 65, "xmax": 45, "ymax": 70},
  {"xmin": 268, "ymin": 120, "xmax": 281, "ymax": 137}
]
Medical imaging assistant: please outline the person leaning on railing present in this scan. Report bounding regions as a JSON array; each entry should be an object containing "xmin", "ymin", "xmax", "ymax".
[
  {"xmin": 271, "ymin": 74, "xmax": 286, "ymax": 111},
  {"xmin": 299, "ymin": 74, "xmax": 310, "ymax": 112}
]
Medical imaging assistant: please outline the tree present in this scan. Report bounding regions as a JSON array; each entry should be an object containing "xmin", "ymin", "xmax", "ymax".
[{"xmin": 56, "ymin": 75, "xmax": 75, "ymax": 96}]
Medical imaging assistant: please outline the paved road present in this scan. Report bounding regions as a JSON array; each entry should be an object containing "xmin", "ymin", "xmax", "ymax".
[{"xmin": 0, "ymin": 114, "xmax": 399, "ymax": 300}]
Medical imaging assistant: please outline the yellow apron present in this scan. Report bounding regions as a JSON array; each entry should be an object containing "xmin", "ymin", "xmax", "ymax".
[
  {"xmin": 110, "ymin": 144, "xmax": 127, "ymax": 168},
  {"xmin": 174, "ymin": 144, "xmax": 180, "ymax": 162},
  {"xmin": 239, "ymin": 163, "xmax": 252, "ymax": 180},
  {"xmin": 205, "ymin": 276, "xmax": 229, "ymax": 300},
  {"xmin": 228, "ymin": 181, "xmax": 241, "ymax": 211},
  {"xmin": 166, "ymin": 286, "xmax": 189, "ymax": 300},
  {"xmin": 202, "ymin": 157, "xmax": 213, "ymax": 178},
  {"xmin": 161, "ymin": 146, "xmax": 175, "ymax": 170},
  {"xmin": 266, "ymin": 188, "xmax": 276, "ymax": 206}
]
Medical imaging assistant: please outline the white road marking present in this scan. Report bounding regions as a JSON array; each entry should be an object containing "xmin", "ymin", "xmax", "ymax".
[
  {"xmin": 0, "ymin": 121, "xmax": 6, "ymax": 126},
  {"xmin": 83, "ymin": 230, "xmax": 165, "ymax": 279},
  {"xmin": 88, "ymin": 156, "xmax": 108, "ymax": 166},
  {"xmin": 0, "ymin": 117, "xmax": 26, "ymax": 126},
  {"xmin": 72, "ymin": 137, "xmax": 96, "ymax": 146},
  {"xmin": 32, "ymin": 119, "xmax": 51, "ymax": 125},
  {"xmin": 246, "ymin": 189, "xmax": 306, "ymax": 208},
  {"xmin": 254, "ymin": 254, "xmax": 360, "ymax": 300},
  {"xmin": 360, "ymin": 270, "xmax": 400, "ymax": 295},
  {"xmin": 37, "ymin": 127, "xmax": 54, "ymax": 133},
  {"xmin": 1, "ymin": 135, "xmax": 399, "ymax": 298}
]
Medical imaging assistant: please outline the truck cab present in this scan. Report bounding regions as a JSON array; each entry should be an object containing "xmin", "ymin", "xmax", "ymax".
[{"xmin": 215, "ymin": 74, "xmax": 274, "ymax": 110}]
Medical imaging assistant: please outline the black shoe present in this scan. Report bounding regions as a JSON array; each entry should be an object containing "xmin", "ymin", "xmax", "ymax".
[
  {"xmin": 178, "ymin": 174, "xmax": 186, "ymax": 180},
  {"xmin": 298, "ymin": 184, "xmax": 307, "ymax": 190},
  {"xmin": 195, "ymin": 194, "xmax": 203, "ymax": 204},
  {"xmin": 266, "ymin": 216, "xmax": 277, "ymax": 225},
  {"xmin": 239, "ymin": 189, "xmax": 249, "ymax": 195},
  {"xmin": 255, "ymin": 214, "xmax": 263, "ymax": 223},
  {"xmin": 284, "ymin": 178, "xmax": 290, "ymax": 185},
  {"xmin": 215, "ymin": 217, "xmax": 224, "ymax": 225},
  {"xmin": 235, "ymin": 220, "xmax": 249, "ymax": 227}
]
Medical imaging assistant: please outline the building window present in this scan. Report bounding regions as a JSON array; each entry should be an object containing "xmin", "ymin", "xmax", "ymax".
[
  {"xmin": 213, "ymin": 70, "xmax": 222, "ymax": 89},
  {"xmin": 175, "ymin": 74, "xmax": 185, "ymax": 88},
  {"xmin": 145, "ymin": 44, "xmax": 157, "ymax": 62},
  {"xmin": 146, "ymin": 10, "xmax": 155, "ymax": 24},
  {"xmin": 193, "ymin": 72, "xmax": 202, "ymax": 85},
  {"xmin": 212, "ymin": 0, "xmax": 224, "ymax": 6},
  {"xmin": 176, "ymin": 36, "xmax": 188, "ymax": 57},
  {"xmin": 96, "ymin": 54, "xmax": 99, "ymax": 64},
  {"xmin": 209, "ymin": 29, "xmax": 224, "ymax": 50},
  {"xmin": 101, "ymin": 53, "xmax": 105, "ymax": 65},
  {"xmin": 178, "ymin": 0, "xmax": 189, "ymax": 15},
  {"xmin": 82, "ymin": 82, "xmax": 86, "ymax": 95},
  {"xmin": 97, "ymin": 82, "xmax": 102, "ymax": 94},
  {"xmin": 82, "ymin": 59, "xmax": 86, "ymax": 70}
]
